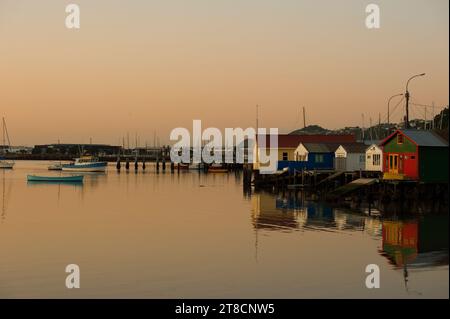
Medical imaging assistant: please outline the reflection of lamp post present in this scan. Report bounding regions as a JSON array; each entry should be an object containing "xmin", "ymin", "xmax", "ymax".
[
  {"xmin": 388, "ymin": 93, "xmax": 403, "ymax": 130},
  {"xmin": 405, "ymin": 73, "xmax": 426, "ymax": 128}
]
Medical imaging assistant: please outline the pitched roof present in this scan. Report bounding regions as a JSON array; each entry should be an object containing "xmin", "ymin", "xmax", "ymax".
[
  {"xmin": 260, "ymin": 134, "xmax": 356, "ymax": 148},
  {"xmin": 339, "ymin": 143, "xmax": 367, "ymax": 153},
  {"xmin": 380, "ymin": 129, "xmax": 448, "ymax": 147},
  {"xmin": 365, "ymin": 143, "xmax": 382, "ymax": 152},
  {"xmin": 401, "ymin": 130, "xmax": 448, "ymax": 147},
  {"xmin": 301, "ymin": 143, "xmax": 340, "ymax": 153}
]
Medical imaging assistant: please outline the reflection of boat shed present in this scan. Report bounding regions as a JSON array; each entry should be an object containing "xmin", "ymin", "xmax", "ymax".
[
  {"xmin": 380, "ymin": 129, "xmax": 449, "ymax": 182},
  {"xmin": 381, "ymin": 216, "xmax": 449, "ymax": 267},
  {"xmin": 251, "ymin": 193, "xmax": 302, "ymax": 230}
]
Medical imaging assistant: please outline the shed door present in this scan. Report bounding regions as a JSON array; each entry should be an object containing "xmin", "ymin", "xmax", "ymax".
[
  {"xmin": 388, "ymin": 154, "xmax": 398, "ymax": 174},
  {"xmin": 335, "ymin": 157, "xmax": 346, "ymax": 171}
]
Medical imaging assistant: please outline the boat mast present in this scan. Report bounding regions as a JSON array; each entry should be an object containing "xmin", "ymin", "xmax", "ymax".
[
  {"xmin": 2, "ymin": 118, "xmax": 4, "ymax": 154},
  {"xmin": 2, "ymin": 117, "xmax": 12, "ymax": 152}
]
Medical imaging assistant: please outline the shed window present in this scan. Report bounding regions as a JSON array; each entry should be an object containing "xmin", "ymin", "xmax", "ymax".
[
  {"xmin": 411, "ymin": 156, "xmax": 416, "ymax": 159},
  {"xmin": 373, "ymin": 154, "xmax": 381, "ymax": 166},
  {"xmin": 359, "ymin": 155, "xmax": 365, "ymax": 163},
  {"xmin": 282, "ymin": 152, "xmax": 288, "ymax": 161},
  {"xmin": 397, "ymin": 134, "xmax": 404, "ymax": 144},
  {"xmin": 315, "ymin": 154, "xmax": 324, "ymax": 163},
  {"xmin": 297, "ymin": 154, "xmax": 307, "ymax": 162}
]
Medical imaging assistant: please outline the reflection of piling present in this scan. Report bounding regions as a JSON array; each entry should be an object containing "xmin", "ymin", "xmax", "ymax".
[
  {"xmin": 116, "ymin": 157, "xmax": 121, "ymax": 170},
  {"xmin": 243, "ymin": 164, "xmax": 253, "ymax": 189},
  {"xmin": 177, "ymin": 163, "xmax": 180, "ymax": 173},
  {"xmin": 125, "ymin": 158, "xmax": 130, "ymax": 170},
  {"xmin": 156, "ymin": 158, "xmax": 160, "ymax": 172},
  {"xmin": 170, "ymin": 162, "xmax": 175, "ymax": 173},
  {"xmin": 134, "ymin": 159, "xmax": 138, "ymax": 171},
  {"xmin": 142, "ymin": 160, "xmax": 146, "ymax": 170}
]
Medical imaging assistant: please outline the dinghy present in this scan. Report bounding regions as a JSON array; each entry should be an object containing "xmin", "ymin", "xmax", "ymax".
[{"xmin": 27, "ymin": 175, "xmax": 84, "ymax": 183}]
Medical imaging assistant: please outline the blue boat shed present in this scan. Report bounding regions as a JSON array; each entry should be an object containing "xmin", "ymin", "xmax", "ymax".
[{"xmin": 277, "ymin": 143, "xmax": 338, "ymax": 173}]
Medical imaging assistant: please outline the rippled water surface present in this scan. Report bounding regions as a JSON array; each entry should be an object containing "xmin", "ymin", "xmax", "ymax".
[{"xmin": 0, "ymin": 161, "xmax": 448, "ymax": 298}]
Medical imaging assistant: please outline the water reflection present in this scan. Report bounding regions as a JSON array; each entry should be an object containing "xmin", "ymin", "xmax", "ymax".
[
  {"xmin": 381, "ymin": 217, "xmax": 448, "ymax": 268},
  {"xmin": 0, "ymin": 163, "xmax": 447, "ymax": 298},
  {"xmin": 1, "ymin": 170, "xmax": 13, "ymax": 223},
  {"xmin": 251, "ymin": 192, "xmax": 382, "ymax": 235},
  {"xmin": 251, "ymin": 191, "xmax": 448, "ymax": 274}
]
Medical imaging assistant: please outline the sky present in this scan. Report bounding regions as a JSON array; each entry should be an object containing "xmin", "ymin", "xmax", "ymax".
[{"xmin": 0, "ymin": 0, "xmax": 448, "ymax": 146}]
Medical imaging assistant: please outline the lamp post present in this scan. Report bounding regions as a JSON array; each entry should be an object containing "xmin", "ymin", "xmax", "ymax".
[
  {"xmin": 388, "ymin": 93, "xmax": 403, "ymax": 129},
  {"xmin": 405, "ymin": 73, "xmax": 426, "ymax": 128}
]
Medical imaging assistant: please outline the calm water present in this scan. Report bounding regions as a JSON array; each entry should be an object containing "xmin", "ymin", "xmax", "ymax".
[{"xmin": 0, "ymin": 161, "xmax": 448, "ymax": 298}]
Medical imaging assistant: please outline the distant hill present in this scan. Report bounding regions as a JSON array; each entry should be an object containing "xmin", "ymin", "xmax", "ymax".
[
  {"xmin": 289, "ymin": 125, "xmax": 330, "ymax": 135},
  {"xmin": 288, "ymin": 106, "xmax": 448, "ymax": 140}
]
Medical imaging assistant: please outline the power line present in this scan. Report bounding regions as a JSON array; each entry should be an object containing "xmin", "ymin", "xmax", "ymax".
[{"xmin": 382, "ymin": 96, "xmax": 405, "ymax": 124}]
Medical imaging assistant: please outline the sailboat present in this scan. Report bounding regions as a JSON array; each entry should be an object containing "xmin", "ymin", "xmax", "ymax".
[{"xmin": 0, "ymin": 118, "xmax": 15, "ymax": 169}]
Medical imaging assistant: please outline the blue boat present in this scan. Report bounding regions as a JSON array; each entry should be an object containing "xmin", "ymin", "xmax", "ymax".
[{"xmin": 27, "ymin": 175, "xmax": 84, "ymax": 183}]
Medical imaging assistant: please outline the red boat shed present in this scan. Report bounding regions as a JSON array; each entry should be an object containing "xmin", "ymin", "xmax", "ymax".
[{"xmin": 380, "ymin": 129, "xmax": 448, "ymax": 182}]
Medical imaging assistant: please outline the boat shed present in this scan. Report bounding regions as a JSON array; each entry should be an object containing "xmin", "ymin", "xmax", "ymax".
[
  {"xmin": 293, "ymin": 143, "xmax": 339, "ymax": 170},
  {"xmin": 380, "ymin": 129, "xmax": 448, "ymax": 182},
  {"xmin": 335, "ymin": 143, "xmax": 367, "ymax": 172},
  {"xmin": 365, "ymin": 144, "xmax": 383, "ymax": 172}
]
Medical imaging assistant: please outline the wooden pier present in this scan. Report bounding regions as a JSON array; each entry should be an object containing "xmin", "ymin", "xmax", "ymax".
[{"xmin": 250, "ymin": 168, "xmax": 448, "ymax": 214}]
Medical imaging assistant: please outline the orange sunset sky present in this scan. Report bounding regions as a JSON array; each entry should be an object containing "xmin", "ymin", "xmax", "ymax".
[{"xmin": 0, "ymin": 0, "xmax": 448, "ymax": 146}]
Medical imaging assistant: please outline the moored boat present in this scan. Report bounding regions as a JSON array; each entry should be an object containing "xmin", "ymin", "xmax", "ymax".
[
  {"xmin": 48, "ymin": 162, "xmax": 63, "ymax": 170},
  {"xmin": 188, "ymin": 163, "xmax": 205, "ymax": 170},
  {"xmin": 62, "ymin": 156, "xmax": 107, "ymax": 172},
  {"xmin": 0, "ymin": 159, "xmax": 14, "ymax": 169},
  {"xmin": 27, "ymin": 175, "xmax": 84, "ymax": 183},
  {"xmin": 208, "ymin": 163, "xmax": 228, "ymax": 173},
  {"xmin": 0, "ymin": 118, "xmax": 15, "ymax": 169},
  {"xmin": 176, "ymin": 163, "xmax": 189, "ymax": 170}
]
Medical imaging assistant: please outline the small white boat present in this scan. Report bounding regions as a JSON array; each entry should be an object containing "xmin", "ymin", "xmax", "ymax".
[
  {"xmin": 0, "ymin": 159, "xmax": 14, "ymax": 169},
  {"xmin": 62, "ymin": 156, "xmax": 107, "ymax": 172},
  {"xmin": 48, "ymin": 162, "xmax": 63, "ymax": 170}
]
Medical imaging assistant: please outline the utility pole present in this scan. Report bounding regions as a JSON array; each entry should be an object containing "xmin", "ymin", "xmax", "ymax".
[
  {"xmin": 303, "ymin": 106, "xmax": 306, "ymax": 129},
  {"xmin": 378, "ymin": 113, "xmax": 381, "ymax": 139},
  {"xmin": 405, "ymin": 73, "xmax": 426, "ymax": 129},
  {"xmin": 361, "ymin": 114, "xmax": 365, "ymax": 141},
  {"xmin": 432, "ymin": 102, "xmax": 435, "ymax": 129},
  {"xmin": 424, "ymin": 106, "xmax": 427, "ymax": 130}
]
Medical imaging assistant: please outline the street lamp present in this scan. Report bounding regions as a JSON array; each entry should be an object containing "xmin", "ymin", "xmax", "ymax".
[
  {"xmin": 405, "ymin": 73, "xmax": 426, "ymax": 128},
  {"xmin": 388, "ymin": 93, "xmax": 403, "ymax": 128}
]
